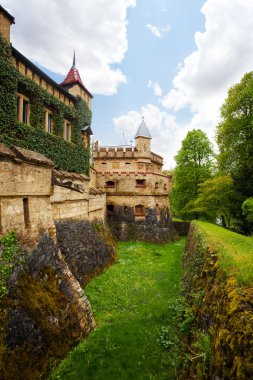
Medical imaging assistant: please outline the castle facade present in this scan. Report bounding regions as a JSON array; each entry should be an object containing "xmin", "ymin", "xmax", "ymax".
[
  {"xmin": 92, "ymin": 118, "xmax": 172, "ymax": 218},
  {"xmin": 0, "ymin": 5, "xmax": 172, "ymax": 234}
]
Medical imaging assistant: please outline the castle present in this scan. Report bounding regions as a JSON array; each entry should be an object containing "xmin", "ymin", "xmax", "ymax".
[
  {"xmin": 0, "ymin": 5, "xmax": 172, "ymax": 238},
  {"xmin": 92, "ymin": 118, "xmax": 172, "ymax": 218}
]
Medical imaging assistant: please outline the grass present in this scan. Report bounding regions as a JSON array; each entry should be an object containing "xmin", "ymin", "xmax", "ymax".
[
  {"xmin": 197, "ymin": 221, "xmax": 253, "ymax": 285},
  {"xmin": 50, "ymin": 239, "xmax": 186, "ymax": 380}
]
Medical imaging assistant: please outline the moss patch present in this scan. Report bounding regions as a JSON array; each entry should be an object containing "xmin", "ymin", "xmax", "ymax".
[
  {"xmin": 0, "ymin": 233, "xmax": 95, "ymax": 380},
  {"xmin": 181, "ymin": 221, "xmax": 253, "ymax": 379}
]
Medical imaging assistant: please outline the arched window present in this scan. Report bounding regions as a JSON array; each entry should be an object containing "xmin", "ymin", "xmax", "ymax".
[{"xmin": 105, "ymin": 180, "xmax": 115, "ymax": 188}]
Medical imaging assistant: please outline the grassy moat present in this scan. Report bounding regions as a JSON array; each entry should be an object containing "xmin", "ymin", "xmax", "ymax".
[{"xmin": 50, "ymin": 239, "xmax": 186, "ymax": 379}]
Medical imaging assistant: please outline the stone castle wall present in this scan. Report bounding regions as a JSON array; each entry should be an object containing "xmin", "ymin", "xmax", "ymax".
[
  {"xmin": 96, "ymin": 172, "xmax": 171, "ymax": 195},
  {"xmin": 0, "ymin": 144, "xmax": 55, "ymax": 245},
  {"xmin": 51, "ymin": 170, "xmax": 90, "ymax": 222},
  {"xmin": 107, "ymin": 194, "xmax": 169, "ymax": 210},
  {"xmin": 108, "ymin": 205, "xmax": 177, "ymax": 243},
  {"xmin": 93, "ymin": 138, "xmax": 172, "ymax": 220},
  {"xmin": 0, "ymin": 143, "xmax": 107, "ymax": 245},
  {"xmin": 94, "ymin": 147, "xmax": 163, "ymax": 174},
  {"xmin": 0, "ymin": 143, "xmax": 116, "ymax": 379}
]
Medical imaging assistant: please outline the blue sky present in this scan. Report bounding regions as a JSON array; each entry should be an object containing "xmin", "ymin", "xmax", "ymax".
[
  {"xmin": 4, "ymin": 0, "xmax": 253, "ymax": 168},
  {"xmin": 92, "ymin": 0, "xmax": 205, "ymax": 145}
]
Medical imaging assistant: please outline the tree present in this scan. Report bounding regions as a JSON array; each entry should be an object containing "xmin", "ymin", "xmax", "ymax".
[
  {"xmin": 171, "ymin": 129, "xmax": 214, "ymax": 220},
  {"xmin": 216, "ymin": 72, "xmax": 253, "ymax": 198},
  {"xmin": 242, "ymin": 197, "xmax": 253, "ymax": 227},
  {"xmin": 190, "ymin": 175, "xmax": 242, "ymax": 228}
]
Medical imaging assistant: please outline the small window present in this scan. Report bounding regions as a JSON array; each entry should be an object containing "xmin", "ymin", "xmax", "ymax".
[
  {"xmin": 47, "ymin": 114, "xmax": 53, "ymax": 133},
  {"xmin": 164, "ymin": 183, "xmax": 167, "ymax": 190},
  {"xmin": 16, "ymin": 94, "xmax": 30, "ymax": 124},
  {"xmin": 155, "ymin": 182, "xmax": 159, "ymax": 189},
  {"xmin": 105, "ymin": 181, "xmax": 115, "ymax": 188},
  {"xmin": 16, "ymin": 96, "xmax": 21, "ymax": 120},
  {"xmin": 23, "ymin": 198, "xmax": 30, "ymax": 228},
  {"xmin": 136, "ymin": 179, "xmax": 146, "ymax": 187},
  {"xmin": 64, "ymin": 121, "xmax": 71, "ymax": 142},
  {"xmin": 45, "ymin": 110, "xmax": 53, "ymax": 134},
  {"xmin": 102, "ymin": 162, "xmax": 107, "ymax": 165},
  {"xmin": 23, "ymin": 100, "xmax": 29, "ymax": 124},
  {"xmin": 135, "ymin": 204, "xmax": 145, "ymax": 216},
  {"xmin": 125, "ymin": 162, "xmax": 130, "ymax": 165}
]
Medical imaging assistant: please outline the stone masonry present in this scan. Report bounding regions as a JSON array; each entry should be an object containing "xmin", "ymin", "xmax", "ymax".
[{"xmin": 92, "ymin": 118, "xmax": 172, "ymax": 222}]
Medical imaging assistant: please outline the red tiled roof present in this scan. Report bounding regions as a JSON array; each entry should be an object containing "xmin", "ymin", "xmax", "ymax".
[
  {"xmin": 60, "ymin": 67, "xmax": 84, "ymax": 87},
  {"xmin": 60, "ymin": 53, "xmax": 93, "ymax": 98}
]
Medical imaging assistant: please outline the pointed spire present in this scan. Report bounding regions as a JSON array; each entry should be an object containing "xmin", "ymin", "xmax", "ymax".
[
  {"xmin": 119, "ymin": 132, "xmax": 129, "ymax": 146},
  {"xmin": 60, "ymin": 51, "xmax": 84, "ymax": 87},
  {"xmin": 72, "ymin": 50, "xmax": 76, "ymax": 69},
  {"xmin": 135, "ymin": 117, "xmax": 152, "ymax": 139}
]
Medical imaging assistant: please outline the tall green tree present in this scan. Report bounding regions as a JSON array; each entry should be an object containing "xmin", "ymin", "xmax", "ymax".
[
  {"xmin": 242, "ymin": 198, "xmax": 253, "ymax": 234},
  {"xmin": 190, "ymin": 175, "xmax": 242, "ymax": 228},
  {"xmin": 171, "ymin": 129, "xmax": 214, "ymax": 220},
  {"xmin": 216, "ymin": 72, "xmax": 253, "ymax": 198}
]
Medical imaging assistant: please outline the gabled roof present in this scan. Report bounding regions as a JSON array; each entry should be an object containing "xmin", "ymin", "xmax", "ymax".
[
  {"xmin": 0, "ymin": 5, "xmax": 15, "ymax": 24},
  {"xmin": 60, "ymin": 52, "xmax": 93, "ymax": 98},
  {"xmin": 12, "ymin": 47, "xmax": 76, "ymax": 103},
  {"xmin": 81, "ymin": 125, "xmax": 93, "ymax": 135},
  {"xmin": 135, "ymin": 117, "xmax": 152, "ymax": 139}
]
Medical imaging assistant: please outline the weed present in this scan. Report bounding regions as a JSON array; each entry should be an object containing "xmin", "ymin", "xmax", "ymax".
[{"xmin": 0, "ymin": 231, "xmax": 27, "ymax": 298}]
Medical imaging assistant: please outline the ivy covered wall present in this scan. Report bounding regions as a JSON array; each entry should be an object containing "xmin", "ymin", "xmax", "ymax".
[{"xmin": 0, "ymin": 34, "xmax": 92, "ymax": 174}]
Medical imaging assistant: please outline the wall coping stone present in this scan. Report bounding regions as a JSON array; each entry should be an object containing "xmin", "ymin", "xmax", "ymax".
[
  {"xmin": 11, "ymin": 145, "xmax": 54, "ymax": 167},
  {"xmin": 53, "ymin": 169, "xmax": 89, "ymax": 181},
  {"xmin": 0, "ymin": 143, "xmax": 16, "ymax": 160}
]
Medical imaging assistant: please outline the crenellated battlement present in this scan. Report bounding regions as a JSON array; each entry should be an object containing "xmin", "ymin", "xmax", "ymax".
[{"xmin": 93, "ymin": 145, "xmax": 163, "ymax": 164}]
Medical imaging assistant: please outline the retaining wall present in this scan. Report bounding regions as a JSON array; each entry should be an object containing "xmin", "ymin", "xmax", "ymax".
[{"xmin": 182, "ymin": 221, "xmax": 253, "ymax": 379}]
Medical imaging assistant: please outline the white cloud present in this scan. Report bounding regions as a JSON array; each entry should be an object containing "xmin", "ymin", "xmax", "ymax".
[
  {"xmin": 162, "ymin": 0, "xmax": 253, "ymax": 143},
  {"xmin": 113, "ymin": 0, "xmax": 253, "ymax": 169},
  {"xmin": 147, "ymin": 80, "xmax": 163, "ymax": 97},
  {"xmin": 3, "ymin": 0, "xmax": 136, "ymax": 95},
  {"xmin": 146, "ymin": 23, "xmax": 171, "ymax": 38},
  {"xmin": 113, "ymin": 104, "xmax": 191, "ymax": 169}
]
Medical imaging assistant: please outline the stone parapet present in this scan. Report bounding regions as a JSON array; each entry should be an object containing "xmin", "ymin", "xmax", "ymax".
[{"xmin": 0, "ymin": 143, "xmax": 106, "ymax": 244}]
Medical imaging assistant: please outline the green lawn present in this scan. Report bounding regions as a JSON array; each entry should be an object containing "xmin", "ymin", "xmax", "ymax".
[
  {"xmin": 50, "ymin": 239, "xmax": 186, "ymax": 380},
  {"xmin": 197, "ymin": 221, "xmax": 253, "ymax": 285}
]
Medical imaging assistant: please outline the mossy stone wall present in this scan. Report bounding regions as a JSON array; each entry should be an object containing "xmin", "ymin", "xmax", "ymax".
[
  {"xmin": 0, "ymin": 220, "xmax": 117, "ymax": 379},
  {"xmin": 55, "ymin": 220, "xmax": 117, "ymax": 286},
  {"xmin": 108, "ymin": 206, "xmax": 178, "ymax": 243},
  {"xmin": 182, "ymin": 222, "xmax": 253, "ymax": 379}
]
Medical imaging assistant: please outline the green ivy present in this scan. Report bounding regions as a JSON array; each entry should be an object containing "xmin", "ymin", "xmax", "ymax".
[
  {"xmin": 0, "ymin": 32, "xmax": 92, "ymax": 174},
  {"xmin": 0, "ymin": 231, "xmax": 27, "ymax": 299},
  {"xmin": 0, "ymin": 34, "xmax": 18, "ymax": 130},
  {"xmin": 0, "ymin": 122, "xmax": 89, "ymax": 174}
]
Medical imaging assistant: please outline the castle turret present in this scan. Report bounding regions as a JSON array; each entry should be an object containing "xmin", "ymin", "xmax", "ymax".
[
  {"xmin": 135, "ymin": 117, "xmax": 151, "ymax": 157},
  {"xmin": 0, "ymin": 5, "xmax": 15, "ymax": 44},
  {"xmin": 60, "ymin": 52, "xmax": 93, "ymax": 108}
]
